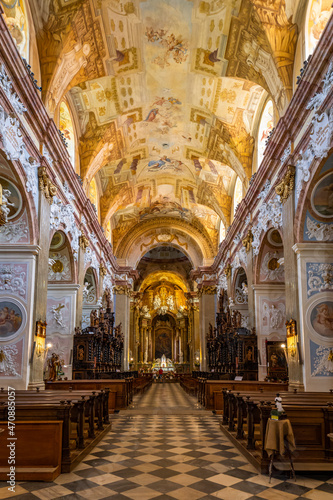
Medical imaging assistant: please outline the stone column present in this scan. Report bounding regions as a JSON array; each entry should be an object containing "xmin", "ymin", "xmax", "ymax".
[
  {"xmin": 114, "ymin": 285, "xmax": 130, "ymax": 371},
  {"xmin": 139, "ymin": 319, "xmax": 143, "ymax": 363},
  {"xmin": 129, "ymin": 299, "xmax": 136, "ymax": 368},
  {"xmin": 98, "ymin": 264, "xmax": 106, "ymax": 299},
  {"xmin": 199, "ymin": 286, "xmax": 217, "ymax": 371},
  {"xmin": 75, "ymin": 234, "xmax": 89, "ymax": 328},
  {"xmin": 191, "ymin": 294, "xmax": 200, "ymax": 371},
  {"xmin": 293, "ymin": 243, "xmax": 333, "ymax": 391},
  {"xmin": 246, "ymin": 246, "xmax": 255, "ymax": 329},
  {"xmin": 28, "ymin": 167, "xmax": 56, "ymax": 389},
  {"xmin": 282, "ymin": 190, "xmax": 304, "ymax": 391},
  {"xmin": 274, "ymin": 166, "xmax": 304, "ymax": 390},
  {"xmin": 148, "ymin": 325, "xmax": 152, "ymax": 362}
]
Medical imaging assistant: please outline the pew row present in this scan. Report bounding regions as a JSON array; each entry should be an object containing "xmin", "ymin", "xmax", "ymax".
[
  {"xmin": 219, "ymin": 389, "xmax": 333, "ymax": 473},
  {"xmin": 196, "ymin": 379, "xmax": 288, "ymax": 410},
  {"xmin": 45, "ymin": 378, "xmax": 132, "ymax": 410},
  {"xmin": 133, "ymin": 375, "xmax": 153, "ymax": 394},
  {"xmin": 179, "ymin": 376, "xmax": 198, "ymax": 396},
  {"xmin": 0, "ymin": 388, "xmax": 111, "ymax": 479}
]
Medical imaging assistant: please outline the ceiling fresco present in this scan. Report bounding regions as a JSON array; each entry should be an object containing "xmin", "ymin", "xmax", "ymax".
[{"xmin": 27, "ymin": 0, "xmax": 300, "ymax": 265}]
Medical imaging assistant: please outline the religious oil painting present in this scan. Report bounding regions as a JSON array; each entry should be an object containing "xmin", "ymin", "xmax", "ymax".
[
  {"xmin": 155, "ymin": 331, "xmax": 172, "ymax": 359},
  {"xmin": 311, "ymin": 172, "xmax": 333, "ymax": 218},
  {"xmin": 266, "ymin": 341, "xmax": 288, "ymax": 379},
  {"xmin": 0, "ymin": 177, "xmax": 22, "ymax": 220},
  {"xmin": 0, "ymin": 301, "xmax": 23, "ymax": 339},
  {"xmin": 310, "ymin": 301, "xmax": 333, "ymax": 338}
]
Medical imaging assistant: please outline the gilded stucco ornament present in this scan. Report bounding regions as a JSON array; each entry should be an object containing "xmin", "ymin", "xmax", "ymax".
[
  {"xmin": 275, "ymin": 165, "xmax": 295, "ymax": 203},
  {"xmin": 114, "ymin": 285, "xmax": 130, "ymax": 295},
  {"xmin": 224, "ymin": 263, "xmax": 232, "ymax": 278},
  {"xmin": 79, "ymin": 233, "xmax": 89, "ymax": 251},
  {"xmin": 242, "ymin": 229, "xmax": 253, "ymax": 253},
  {"xmin": 99, "ymin": 263, "xmax": 107, "ymax": 277},
  {"xmin": 199, "ymin": 285, "xmax": 217, "ymax": 296},
  {"xmin": 38, "ymin": 166, "xmax": 57, "ymax": 204}
]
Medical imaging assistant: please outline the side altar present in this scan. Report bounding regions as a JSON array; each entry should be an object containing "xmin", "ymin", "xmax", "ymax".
[{"xmin": 72, "ymin": 290, "xmax": 124, "ymax": 379}]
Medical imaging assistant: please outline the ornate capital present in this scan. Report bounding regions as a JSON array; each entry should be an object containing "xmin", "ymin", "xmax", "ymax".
[
  {"xmin": 242, "ymin": 229, "xmax": 253, "ymax": 253},
  {"xmin": 199, "ymin": 285, "xmax": 217, "ymax": 296},
  {"xmin": 224, "ymin": 263, "xmax": 232, "ymax": 278},
  {"xmin": 275, "ymin": 165, "xmax": 295, "ymax": 203},
  {"xmin": 79, "ymin": 232, "xmax": 89, "ymax": 251},
  {"xmin": 99, "ymin": 263, "xmax": 107, "ymax": 277},
  {"xmin": 114, "ymin": 285, "xmax": 130, "ymax": 295},
  {"xmin": 38, "ymin": 166, "xmax": 57, "ymax": 203}
]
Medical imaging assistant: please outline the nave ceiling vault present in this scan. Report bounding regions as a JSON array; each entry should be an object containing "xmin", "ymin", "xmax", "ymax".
[{"xmin": 27, "ymin": 0, "xmax": 298, "ymax": 263}]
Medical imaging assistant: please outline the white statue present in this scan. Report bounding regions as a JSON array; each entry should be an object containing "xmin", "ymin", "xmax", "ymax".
[
  {"xmin": 82, "ymin": 281, "xmax": 91, "ymax": 300},
  {"xmin": 275, "ymin": 395, "xmax": 284, "ymax": 413},
  {"xmin": 166, "ymin": 294, "xmax": 175, "ymax": 310},
  {"xmin": 141, "ymin": 305, "xmax": 151, "ymax": 318},
  {"xmin": 153, "ymin": 295, "xmax": 161, "ymax": 309},
  {"xmin": 51, "ymin": 303, "xmax": 65, "ymax": 328}
]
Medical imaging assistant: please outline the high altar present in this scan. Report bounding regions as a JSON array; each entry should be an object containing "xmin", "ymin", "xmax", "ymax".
[{"xmin": 152, "ymin": 354, "xmax": 175, "ymax": 372}]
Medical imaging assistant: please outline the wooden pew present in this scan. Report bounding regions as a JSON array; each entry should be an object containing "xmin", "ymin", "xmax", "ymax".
[
  {"xmin": 133, "ymin": 375, "xmax": 153, "ymax": 394},
  {"xmin": 179, "ymin": 376, "xmax": 198, "ymax": 396},
  {"xmin": 0, "ymin": 420, "xmax": 62, "ymax": 481},
  {"xmin": 220, "ymin": 389, "xmax": 333, "ymax": 472},
  {"xmin": 45, "ymin": 379, "xmax": 127, "ymax": 410},
  {"xmin": 0, "ymin": 388, "xmax": 110, "ymax": 443},
  {"xmin": 0, "ymin": 389, "xmax": 112, "ymax": 476},
  {"xmin": 205, "ymin": 380, "xmax": 288, "ymax": 410}
]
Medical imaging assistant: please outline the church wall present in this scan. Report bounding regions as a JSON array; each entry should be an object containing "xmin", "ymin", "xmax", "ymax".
[{"xmin": 0, "ymin": 250, "xmax": 37, "ymax": 388}]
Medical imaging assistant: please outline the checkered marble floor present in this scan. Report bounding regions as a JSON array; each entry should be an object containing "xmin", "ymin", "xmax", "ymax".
[{"xmin": 1, "ymin": 383, "xmax": 333, "ymax": 500}]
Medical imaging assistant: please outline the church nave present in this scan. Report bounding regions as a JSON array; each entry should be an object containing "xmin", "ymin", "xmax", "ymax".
[{"xmin": 2, "ymin": 384, "xmax": 333, "ymax": 500}]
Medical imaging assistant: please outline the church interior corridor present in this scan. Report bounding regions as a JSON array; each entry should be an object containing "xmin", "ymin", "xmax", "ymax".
[
  {"xmin": 1, "ymin": 383, "xmax": 333, "ymax": 500},
  {"xmin": 1, "ymin": 0, "xmax": 333, "ymax": 493}
]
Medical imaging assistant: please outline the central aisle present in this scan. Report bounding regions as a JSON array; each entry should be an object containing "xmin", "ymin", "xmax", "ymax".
[
  {"xmin": 127, "ymin": 381, "xmax": 205, "ymax": 414},
  {"xmin": 6, "ymin": 383, "xmax": 332, "ymax": 499}
]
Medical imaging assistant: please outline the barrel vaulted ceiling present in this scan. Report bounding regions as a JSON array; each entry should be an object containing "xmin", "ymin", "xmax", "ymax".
[{"xmin": 28, "ymin": 0, "xmax": 298, "ymax": 264}]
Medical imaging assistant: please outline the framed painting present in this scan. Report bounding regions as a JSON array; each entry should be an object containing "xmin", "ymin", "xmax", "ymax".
[{"xmin": 266, "ymin": 341, "xmax": 288, "ymax": 379}]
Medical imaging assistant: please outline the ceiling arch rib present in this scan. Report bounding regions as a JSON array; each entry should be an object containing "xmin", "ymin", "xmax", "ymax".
[{"xmin": 114, "ymin": 216, "xmax": 215, "ymax": 268}]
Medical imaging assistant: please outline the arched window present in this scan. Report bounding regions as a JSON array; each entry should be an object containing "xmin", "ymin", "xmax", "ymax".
[
  {"xmin": 307, "ymin": 0, "xmax": 333, "ymax": 56},
  {"xmin": 59, "ymin": 101, "xmax": 76, "ymax": 168},
  {"xmin": 1, "ymin": 0, "xmax": 29, "ymax": 59},
  {"xmin": 233, "ymin": 176, "xmax": 243, "ymax": 215},
  {"xmin": 105, "ymin": 220, "xmax": 112, "ymax": 243},
  {"xmin": 257, "ymin": 100, "xmax": 274, "ymax": 169},
  {"xmin": 219, "ymin": 219, "xmax": 226, "ymax": 244},
  {"xmin": 89, "ymin": 177, "xmax": 99, "ymax": 217}
]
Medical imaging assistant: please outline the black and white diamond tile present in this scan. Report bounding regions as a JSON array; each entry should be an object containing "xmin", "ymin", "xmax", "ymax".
[{"xmin": 1, "ymin": 383, "xmax": 333, "ymax": 500}]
